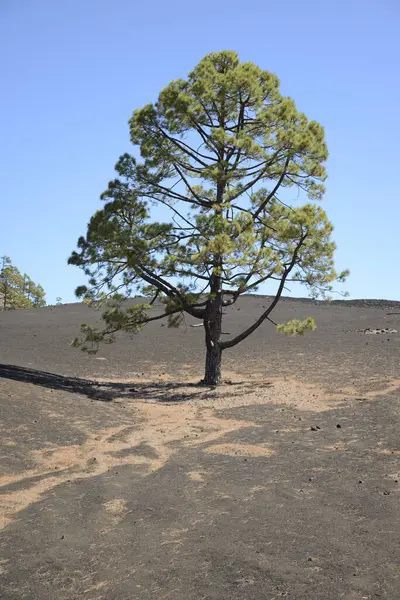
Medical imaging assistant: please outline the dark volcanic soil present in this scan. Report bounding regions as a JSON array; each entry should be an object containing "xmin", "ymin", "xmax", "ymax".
[
  {"xmin": 1, "ymin": 295, "xmax": 400, "ymax": 387},
  {"xmin": 0, "ymin": 296, "xmax": 399, "ymax": 599}
]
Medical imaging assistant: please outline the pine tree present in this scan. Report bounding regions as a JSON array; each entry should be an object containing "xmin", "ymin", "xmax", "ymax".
[
  {"xmin": 0, "ymin": 256, "xmax": 46, "ymax": 310},
  {"xmin": 69, "ymin": 51, "xmax": 347, "ymax": 385},
  {"xmin": 22, "ymin": 275, "xmax": 46, "ymax": 308}
]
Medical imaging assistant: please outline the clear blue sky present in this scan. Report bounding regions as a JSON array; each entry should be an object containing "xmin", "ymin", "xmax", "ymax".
[{"xmin": 1, "ymin": 0, "xmax": 399, "ymax": 303}]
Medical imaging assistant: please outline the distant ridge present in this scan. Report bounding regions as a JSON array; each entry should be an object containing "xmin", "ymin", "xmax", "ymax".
[
  {"xmin": 273, "ymin": 296, "xmax": 400, "ymax": 308},
  {"xmin": 37, "ymin": 295, "xmax": 400, "ymax": 310}
]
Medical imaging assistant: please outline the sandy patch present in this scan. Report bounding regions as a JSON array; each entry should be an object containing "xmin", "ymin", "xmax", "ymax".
[
  {"xmin": 0, "ymin": 474, "xmax": 66, "ymax": 530},
  {"xmin": 1, "ymin": 373, "xmax": 399, "ymax": 529},
  {"xmin": 0, "ymin": 400, "xmax": 256, "ymax": 529},
  {"xmin": 99, "ymin": 373, "xmax": 400, "ymax": 412},
  {"xmin": 187, "ymin": 470, "xmax": 208, "ymax": 482},
  {"xmin": 205, "ymin": 443, "xmax": 273, "ymax": 457},
  {"xmin": 103, "ymin": 498, "xmax": 127, "ymax": 525},
  {"xmin": 104, "ymin": 498, "xmax": 127, "ymax": 515}
]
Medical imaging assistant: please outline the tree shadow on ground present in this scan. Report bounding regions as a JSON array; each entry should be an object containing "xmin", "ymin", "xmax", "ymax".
[
  {"xmin": 0, "ymin": 363, "xmax": 270, "ymax": 403},
  {"xmin": 0, "ymin": 364, "xmax": 115, "ymax": 402}
]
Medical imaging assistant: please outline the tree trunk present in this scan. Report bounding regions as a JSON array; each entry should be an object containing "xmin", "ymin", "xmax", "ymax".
[
  {"xmin": 202, "ymin": 287, "xmax": 223, "ymax": 385},
  {"xmin": 202, "ymin": 178, "xmax": 225, "ymax": 386},
  {"xmin": 204, "ymin": 342, "xmax": 222, "ymax": 386}
]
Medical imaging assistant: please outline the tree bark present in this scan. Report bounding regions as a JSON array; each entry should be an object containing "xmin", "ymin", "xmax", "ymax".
[
  {"xmin": 203, "ymin": 290, "xmax": 223, "ymax": 385},
  {"xmin": 203, "ymin": 294, "xmax": 222, "ymax": 385},
  {"xmin": 204, "ymin": 341, "xmax": 222, "ymax": 386}
]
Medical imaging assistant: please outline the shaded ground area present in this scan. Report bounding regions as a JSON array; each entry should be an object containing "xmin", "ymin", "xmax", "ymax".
[{"xmin": 0, "ymin": 297, "xmax": 399, "ymax": 599}]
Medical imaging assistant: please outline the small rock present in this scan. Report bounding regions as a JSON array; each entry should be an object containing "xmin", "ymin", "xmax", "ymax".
[
  {"xmin": 383, "ymin": 490, "xmax": 391, "ymax": 495},
  {"xmin": 310, "ymin": 426, "xmax": 318, "ymax": 431},
  {"xmin": 336, "ymin": 424, "xmax": 342, "ymax": 428},
  {"xmin": 358, "ymin": 480, "xmax": 363, "ymax": 484},
  {"xmin": 60, "ymin": 535, "xmax": 64, "ymax": 540}
]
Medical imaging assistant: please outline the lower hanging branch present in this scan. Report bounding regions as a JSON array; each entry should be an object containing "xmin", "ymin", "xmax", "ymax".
[{"xmin": 71, "ymin": 301, "xmax": 197, "ymax": 354}]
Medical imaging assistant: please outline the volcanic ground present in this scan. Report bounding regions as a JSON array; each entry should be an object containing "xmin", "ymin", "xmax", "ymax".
[{"xmin": 0, "ymin": 296, "xmax": 399, "ymax": 599}]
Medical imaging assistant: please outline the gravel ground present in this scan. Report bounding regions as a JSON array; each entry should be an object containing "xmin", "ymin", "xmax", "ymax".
[{"xmin": 0, "ymin": 297, "xmax": 399, "ymax": 599}]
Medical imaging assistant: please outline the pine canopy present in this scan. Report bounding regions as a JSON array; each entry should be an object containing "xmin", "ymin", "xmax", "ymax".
[{"xmin": 69, "ymin": 51, "xmax": 347, "ymax": 383}]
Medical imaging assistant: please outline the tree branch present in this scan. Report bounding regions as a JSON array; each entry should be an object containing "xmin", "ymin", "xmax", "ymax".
[
  {"xmin": 220, "ymin": 233, "xmax": 307, "ymax": 349},
  {"xmin": 155, "ymin": 125, "xmax": 210, "ymax": 168},
  {"xmin": 253, "ymin": 156, "xmax": 291, "ymax": 220}
]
